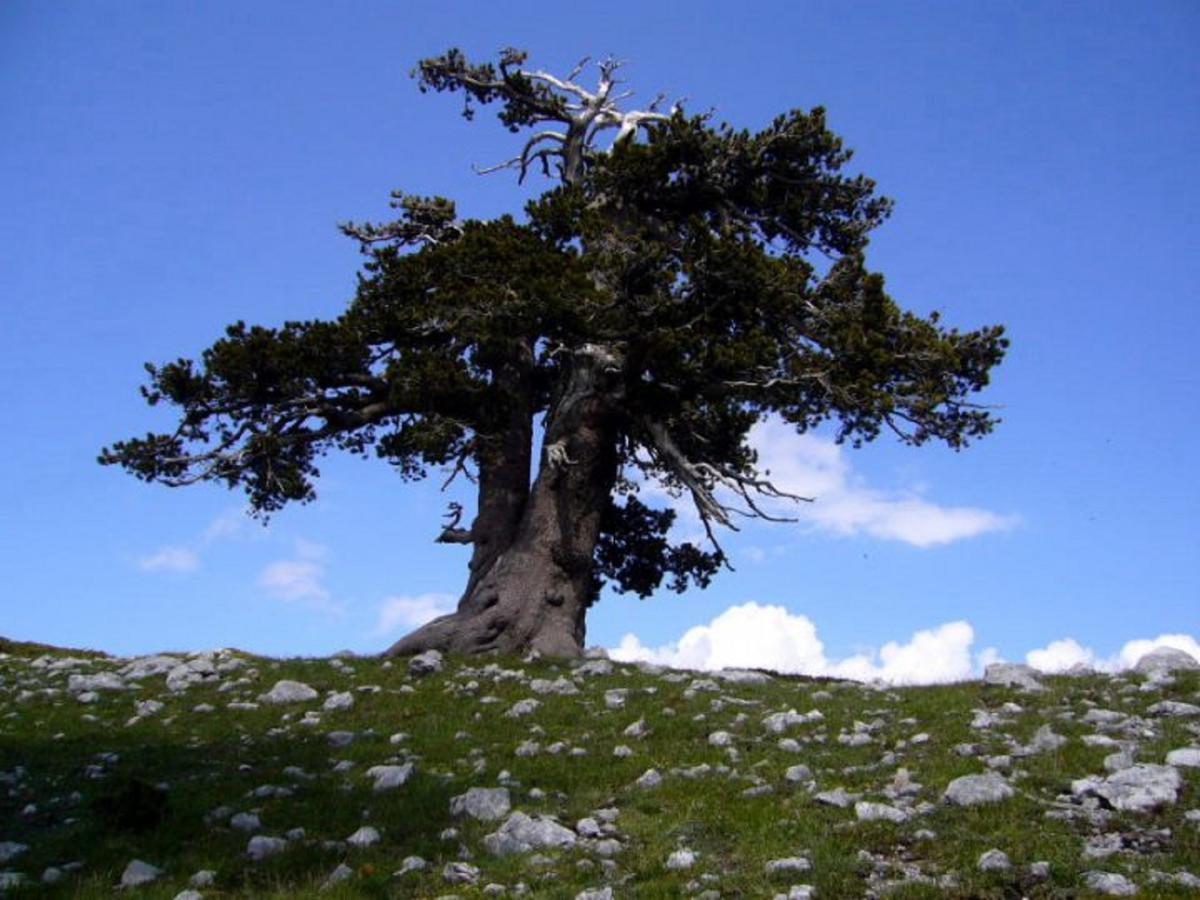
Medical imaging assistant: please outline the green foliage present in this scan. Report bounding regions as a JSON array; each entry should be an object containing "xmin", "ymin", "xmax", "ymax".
[{"xmin": 101, "ymin": 47, "xmax": 1008, "ymax": 600}]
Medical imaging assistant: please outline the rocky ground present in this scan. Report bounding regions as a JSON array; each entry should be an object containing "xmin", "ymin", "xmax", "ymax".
[{"xmin": 0, "ymin": 636, "xmax": 1197, "ymax": 898}]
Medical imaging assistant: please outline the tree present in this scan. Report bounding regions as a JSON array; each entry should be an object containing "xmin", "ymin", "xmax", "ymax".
[{"xmin": 100, "ymin": 48, "xmax": 1008, "ymax": 658}]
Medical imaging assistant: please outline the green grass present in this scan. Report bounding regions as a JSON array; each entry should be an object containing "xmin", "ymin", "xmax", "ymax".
[{"xmin": 0, "ymin": 644, "xmax": 1197, "ymax": 898}]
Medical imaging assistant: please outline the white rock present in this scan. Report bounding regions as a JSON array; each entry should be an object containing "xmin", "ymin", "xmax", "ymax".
[
  {"xmin": 506, "ymin": 699, "xmax": 540, "ymax": 718},
  {"xmin": 612, "ymin": 745, "xmax": 634, "ymax": 758},
  {"xmin": 708, "ymin": 730, "xmax": 734, "ymax": 747},
  {"xmin": 246, "ymin": 835, "xmax": 288, "ymax": 860},
  {"xmin": 983, "ymin": 662, "xmax": 1045, "ymax": 692},
  {"xmin": 69, "ymin": 672, "xmax": 126, "ymax": 693},
  {"xmin": 1072, "ymin": 764, "xmax": 1181, "ymax": 813},
  {"xmin": 121, "ymin": 655, "xmax": 182, "ymax": 679},
  {"xmin": 229, "ymin": 811, "xmax": 261, "ymax": 832},
  {"xmin": 623, "ymin": 718, "xmax": 647, "ymax": 737},
  {"xmin": 1083, "ymin": 871, "xmax": 1139, "ymax": 896},
  {"xmin": 635, "ymin": 768, "xmax": 662, "ymax": 789},
  {"xmin": 259, "ymin": 680, "xmax": 318, "ymax": 704},
  {"xmin": 366, "ymin": 763, "xmax": 414, "ymax": 792},
  {"xmin": 530, "ymin": 677, "xmax": 579, "ymax": 695},
  {"xmin": 666, "ymin": 849, "xmax": 697, "ymax": 870},
  {"xmin": 0, "ymin": 843, "xmax": 27, "ymax": 864},
  {"xmin": 575, "ymin": 817, "xmax": 601, "ymax": 838},
  {"xmin": 765, "ymin": 857, "xmax": 812, "ymax": 875},
  {"xmin": 323, "ymin": 691, "xmax": 354, "ymax": 711},
  {"xmin": 978, "ymin": 848, "xmax": 1011, "ymax": 871},
  {"xmin": 346, "ymin": 826, "xmax": 380, "ymax": 848},
  {"xmin": 1147, "ymin": 700, "xmax": 1200, "ymax": 718},
  {"xmin": 173, "ymin": 892, "xmax": 204, "ymax": 900},
  {"xmin": 717, "ymin": 669, "xmax": 772, "ymax": 684},
  {"xmin": 408, "ymin": 650, "xmax": 444, "ymax": 677},
  {"xmin": 575, "ymin": 888, "xmax": 613, "ymax": 900},
  {"xmin": 190, "ymin": 870, "xmax": 216, "ymax": 887},
  {"xmin": 394, "ymin": 856, "xmax": 426, "ymax": 876},
  {"xmin": 942, "ymin": 773, "xmax": 1014, "ymax": 806},
  {"xmin": 603, "ymin": 689, "xmax": 627, "ymax": 709},
  {"xmin": 442, "ymin": 861, "xmax": 480, "ymax": 883},
  {"xmin": 120, "ymin": 859, "xmax": 162, "ymax": 887},
  {"xmin": 1133, "ymin": 647, "xmax": 1199, "ymax": 674},
  {"xmin": 854, "ymin": 801, "xmax": 908, "ymax": 823},
  {"xmin": 483, "ymin": 812, "xmax": 577, "ymax": 856},
  {"xmin": 450, "ymin": 787, "xmax": 512, "ymax": 822},
  {"xmin": 785, "ymin": 764, "xmax": 813, "ymax": 782},
  {"xmin": 1166, "ymin": 748, "xmax": 1200, "ymax": 767}
]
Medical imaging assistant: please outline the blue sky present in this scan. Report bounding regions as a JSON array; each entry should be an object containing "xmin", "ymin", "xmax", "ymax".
[{"xmin": 2, "ymin": 2, "xmax": 1197, "ymax": 679}]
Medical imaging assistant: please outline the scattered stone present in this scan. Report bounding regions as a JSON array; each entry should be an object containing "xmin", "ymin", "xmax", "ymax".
[
  {"xmin": 575, "ymin": 888, "xmax": 613, "ymax": 900},
  {"xmin": 230, "ymin": 811, "xmax": 261, "ymax": 832},
  {"xmin": 708, "ymin": 730, "xmax": 734, "ymax": 747},
  {"xmin": 530, "ymin": 677, "xmax": 579, "ymax": 696},
  {"xmin": 247, "ymin": 835, "xmax": 288, "ymax": 860},
  {"xmin": 1133, "ymin": 647, "xmax": 1199, "ymax": 675},
  {"xmin": 327, "ymin": 730, "xmax": 355, "ymax": 748},
  {"xmin": 943, "ymin": 773, "xmax": 1014, "ymax": 806},
  {"xmin": 984, "ymin": 662, "xmax": 1045, "ymax": 692},
  {"xmin": 450, "ymin": 787, "xmax": 512, "ymax": 822},
  {"xmin": 1147, "ymin": 700, "xmax": 1200, "ymax": 718},
  {"xmin": 173, "ymin": 892, "xmax": 204, "ymax": 900},
  {"xmin": 978, "ymin": 849, "xmax": 1011, "ymax": 871},
  {"xmin": 506, "ymin": 699, "xmax": 540, "ymax": 718},
  {"xmin": 1166, "ymin": 748, "xmax": 1200, "ymax": 767},
  {"xmin": 395, "ymin": 856, "xmax": 427, "ymax": 876},
  {"xmin": 366, "ymin": 763, "xmax": 414, "ymax": 792},
  {"xmin": 120, "ymin": 859, "xmax": 162, "ymax": 887},
  {"xmin": 785, "ymin": 764, "xmax": 813, "ymax": 782},
  {"xmin": 324, "ymin": 691, "xmax": 354, "ymax": 711},
  {"xmin": 345, "ymin": 825, "xmax": 380, "ymax": 848},
  {"xmin": 763, "ymin": 709, "xmax": 822, "ymax": 733},
  {"xmin": 408, "ymin": 650, "xmax": 444, "ymax": 677},
  {"xmin": 69, "ymin": 672, "xmax": 126, "ymax": 693},
  {"xmin": 765, "ymin": 857, "xmax": 812, "ymax": 876},
  {"xmin": 483, "ymin": 812, "xmax": 577, "ymax": 856},
  {"xmin": 635, "ymin": 768, "xmax": 662, "ymax": 789},
  {"xmin": 666, "ymin": 849, "xmax": 697, "ymax": 870},
  {"xmin": 259, "ymin": 680, "xmax": 318, "ymax": 704},
  {"xmin": 443, "ymin": 861, "xmax": 480, "ymax": 884},
  {"xmin": 815, "ymin": 787, "xmax": 858, "ymax": 808},
  {"xmin": 623, "ymin": 718, "xmax": 648, "ymax": 738},
  {"xmin": 190, "ymin": 870, "xmax": 217, "ymax": 887},
  {"xmin": 0, "ymin": 843, "xmax": 27, "ymax": 864},
  {"xmin": 855, "ymin": 801, "xmax": 908, "ymax": 823},
  {"xmin": 1083, "ymin": 870, "xmax": 1138, "ymax": 896},
  {"xmin": 1073, "ymin": 764, "xmax": 1181, "ymax": 813}
]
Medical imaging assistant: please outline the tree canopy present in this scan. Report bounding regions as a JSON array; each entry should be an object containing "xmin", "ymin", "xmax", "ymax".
[{"xmin": 101, "ymin": 49, "xmax": 1007, "ymax": 655}]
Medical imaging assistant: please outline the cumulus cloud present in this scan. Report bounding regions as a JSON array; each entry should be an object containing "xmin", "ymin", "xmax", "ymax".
[
  {"xmin": 1022, "ymin": 633, "xmax": 1200, "ymax": 674},
  {"xmin": 1025, "ymin": 638, "xmax": 1097, "ymax": 673},
  {"xmin": 610, "ymin": 602, "xmax": 978, "ymax": 685},
  {"xmin": 747, "ymin": 418, "xmax": 1017, "ymax": 547},
  {"xmin": 374, "ymin": 593, "xmax": 457, "ymax": 636},
  {"xmin": 257, "ymin": 540, "xmax": 342, "ymax": 613},
  {"xmin": 138, "ymin": 546, "xmax": 199, "ymax": 573}
]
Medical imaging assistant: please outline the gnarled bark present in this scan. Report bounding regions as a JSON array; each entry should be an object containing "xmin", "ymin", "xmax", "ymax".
[{"xmin": 385, "ymin": 344, "xmax": 624, "ymax": 658}]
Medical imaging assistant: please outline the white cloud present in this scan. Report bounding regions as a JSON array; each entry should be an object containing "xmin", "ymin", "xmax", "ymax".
[
  {"xmin": 138, "ymin": 546, "xmax": 199, "ymax": 572},
  {"xmin": 258, "ymin": 559, "xmax": 328, "ymax": 601},
  {"xmin": 374, "ymin": 593, "xmax": 457, "ymax": 636},
  {"xmin": 610, "ymin": 602, "xmax": 978, "ymax": 685},
  {"xmin": 1025, "ymin": 638, "xmax": 1097, "ymax": 673},
  {"xmin": 746, "ymin": 418, "xmax": 1017, "ymax": 547},
  {"xmin": 1021, "ymin": 633, "xmax": 1200, "ymax": 674}
]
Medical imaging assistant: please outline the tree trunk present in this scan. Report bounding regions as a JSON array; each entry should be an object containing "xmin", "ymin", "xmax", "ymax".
[{"xmin": 385, "ymin": 344, "xmax": 624, "ymax": 658}]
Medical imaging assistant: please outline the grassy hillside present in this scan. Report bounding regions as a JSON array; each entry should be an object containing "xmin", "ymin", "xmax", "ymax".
[{"xmin": 0, "ymin": 640, "xmax": 1197, "ymax": 898}]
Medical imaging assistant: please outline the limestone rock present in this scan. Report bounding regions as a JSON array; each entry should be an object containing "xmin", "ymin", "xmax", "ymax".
[
  {"xmin": 120, "ymin": 859, "xmax": 162, "ymax": 887},
  {"xmin": 450, "ymin": 787, "xmax": 512, "ymax": 822},
  {"xmin": 366, "ymin": 763, "xmax": 414, "ymax": 792},
  {"xmin": 855, "ymin": 801, "xmax": 908, "ymax": 823},
  {"xmin": 247, "ymin": 835, "xmax": 288, "ymax": 860},
  {"xmin": 1083, "ymin": 871, "xmax": 1138, "ymax": 896},
  {"xmin": 408, "ymin": 650, "xmax": 444, "ymax": 677},
  {"xmin": 943, "ymin": 773, "xmax": 1014, "ymax": 806},
  {"xmin": 983, "ymin": 663, "xmax": 1045, "ymax": 692},
  {"xmin": 1133, "ymin": 647, "xmax": 1199, "ymax": 675},
  {"xmin": 1166, "ymin": 748, "xmax": 1200, "ymax": 767},
  {"xmin": 259, "ymin": 680, "xmax": 318, "ymax": 704},
  {"xmin": 346, "ymin": 826, "xmax": 380, "ymax": 848},
  {"xmin": 1072, "ymin": 764, "xmax": 1181, "ymax": 813},
  {"xmin": 483, "ymin": 812, "xmax": 577, "ymax": 856}
]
